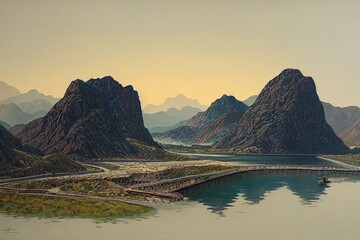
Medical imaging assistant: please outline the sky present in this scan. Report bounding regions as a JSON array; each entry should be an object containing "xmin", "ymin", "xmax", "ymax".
[{"xmin": 0, "ymin": 0, "xmax": 359, "ymax": 107}]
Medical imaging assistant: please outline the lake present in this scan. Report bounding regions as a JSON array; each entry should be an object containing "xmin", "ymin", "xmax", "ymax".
[{"xmin": 1, "ymin": 155, "xmax": 360, "ymax": 240}]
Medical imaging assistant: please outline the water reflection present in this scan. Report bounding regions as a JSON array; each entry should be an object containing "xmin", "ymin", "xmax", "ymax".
[{"xmin": 180, "ymin": 171, "xmax": 359, "ymax": 215}]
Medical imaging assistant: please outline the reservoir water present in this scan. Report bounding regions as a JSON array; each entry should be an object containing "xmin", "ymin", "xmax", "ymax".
[{"xmin": 1, "ymin": 155, "xmax": 360, "ymax": 240}]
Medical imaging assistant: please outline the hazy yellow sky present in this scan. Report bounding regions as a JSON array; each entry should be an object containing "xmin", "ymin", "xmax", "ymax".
[{"xmin": 1, "ymin": 0, "xmax": 359, "ymax": 107}]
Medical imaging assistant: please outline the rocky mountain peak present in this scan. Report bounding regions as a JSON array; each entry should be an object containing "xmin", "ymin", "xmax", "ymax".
[
  {"xmin": 14, "ymin": 76, "xmax": 157, "ymax": 158},
  {"xmin": 215, "ymin": 69, "xmax": 349, "ymax": 154}
]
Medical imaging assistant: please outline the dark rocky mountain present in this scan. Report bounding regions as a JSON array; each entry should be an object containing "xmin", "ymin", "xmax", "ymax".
[
  {"xmin": 156, "ymin": 95, "xmax": 249, "ymax": 145},
  {"xmin": 143, "ymin": 94, "xmax": 208, "ymax": 114},
  {"xmin": 240, "ymin": 96, "xmax": 360, "ymax": 146},
  {"xmin": 14, "ymin": 76, "xmax": 160, "ymax": 159},
  {"xmin": 0, "ymin": 81, "xmax": 20, "ymax": 101},
  {"xmin": 215, "ymin": 69, "xmax": 349, "ymax": 154},
  {"xmin": 0, "ymin": 103, "xmax": 46, "ymax": 126},
  {"xmin": 144, "ymin": 106, "xmax": 201, "ymax": 133},
  {"xmin": 340, "ymin": 120, "xmax": 360, "ymax": 147},
  {"xmin": 1, "ymin": 89, "xmax": 60, "ymax": 106}
]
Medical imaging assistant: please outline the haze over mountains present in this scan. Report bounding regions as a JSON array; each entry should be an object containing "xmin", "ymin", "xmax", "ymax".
[
  {"xmin": 0, "ymin": 85, "xmax": 60, "ymax": 128},
  {"xmin": 143, "ymin": 106, "xmax": 202, "ymax": 133},
  {"xmin": 0, "ymin": 81, "xmax": 21, "ymax": 101},
  {"xmin": 143, "ymin": 94, "xmax": 208, "ymax": 114}
]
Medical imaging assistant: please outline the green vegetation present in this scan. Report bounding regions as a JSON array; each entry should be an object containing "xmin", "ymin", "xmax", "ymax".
[
  {"xmin": 161, "ymin": 165, "xmax": 233, "ymax": 179},
  {"xmin": 323, "ymin": 154, "xmax": 360, "ymax": 166},
  {"xmin": 129, "ymin": 139, "xmax": 189, "ymax": 161},
  {"xmin": 59, "ymin": 180, "xmax": 126, "ymax": 197},
  {"xmin": 0, "ymin": 193, "xmax": 151, "ymax": 218}
]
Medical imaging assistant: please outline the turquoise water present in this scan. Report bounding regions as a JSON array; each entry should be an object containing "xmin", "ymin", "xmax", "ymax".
[{"xmin": 180, "ymin": 171, "xmax": 356, "ymax": 214}]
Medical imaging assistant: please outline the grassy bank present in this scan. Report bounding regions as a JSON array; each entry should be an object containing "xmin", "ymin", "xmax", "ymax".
[{"xmin": 0, "ymin": 193, "xmax": 151, "ymax": 218}]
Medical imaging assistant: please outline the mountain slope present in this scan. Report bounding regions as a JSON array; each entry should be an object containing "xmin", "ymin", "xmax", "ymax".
[
  {"xmin": 0, "ymin": 81, "xmax": 20, "ymax": 101},
  {"xmin": 0, "ymin": 125, "xmax": 29, "ymax": 167},
  {"xmin": 215, "ymin": 69, "xmax": 349, "ymax": 154},
  {"xmin": 14, "ymin": 76, "xmax": 159, "ymax": 159},
  {"xmin": 156, "ymin": 95, "xmax": 248, "ymax": 145},
  {"xmin": 0, "ymin": 125, "xmax": 85, "ymax": 177},
  {"xmin": 143, "ymin": 94, "xmax": 208, "ymax": 114},
  {"xmin": 340, "ymin": 120, "xmax": 360, "ymax": 147}
]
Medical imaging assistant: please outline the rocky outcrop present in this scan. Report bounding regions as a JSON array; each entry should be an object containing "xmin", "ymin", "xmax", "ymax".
[
  {"xmin": 156, "ymin": 95, "xmax": 249, "ymax": 145},
  {"xmin": 215, "ymin": 69, "xmax": 349, "ymax": 154},
  {"xmin": 14, "ymin": 76, "xmax": 158, "ymax": 158}
]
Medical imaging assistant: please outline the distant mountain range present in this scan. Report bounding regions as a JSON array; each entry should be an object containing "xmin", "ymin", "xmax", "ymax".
[
  {"xmin": 0, "ymin": 103, "xmax": 46, "ymax": 126},
  {"xmin": 0, "ymin": 89, "xmax": 60, "ymax": 106},
  {"xmin": 143, "ymin": 106, "xmax": 202, "ymax": 133},
  {"xmin": 155, "ymin": 95, "xmax": 249, "ymax": 145},
  {"xmin": 143, "ymin": 94, "xmax": 208, "ymax": 114},
  {"xmin": 0, "ymin": 83, "xmax": 60, "ymax": 126},
  {"xmin": 215, "ymin": 69, "xmax": 349, "ymax": 154}
]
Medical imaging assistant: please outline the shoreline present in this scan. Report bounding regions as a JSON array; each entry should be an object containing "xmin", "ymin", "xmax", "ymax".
[{"xmin": 317, "ymin": 156, "xmax": 360, "ymax": 170}]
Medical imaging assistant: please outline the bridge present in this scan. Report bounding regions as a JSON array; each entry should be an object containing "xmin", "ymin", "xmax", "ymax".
[{"xmin": 2, "ymin": 165, "xmax": 359, "ymax": 204}]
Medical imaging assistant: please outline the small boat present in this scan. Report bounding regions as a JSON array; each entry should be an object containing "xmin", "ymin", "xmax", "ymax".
[{"xmin": 318, "ymin": 177, "xmax": 331, "ymax": 186}]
